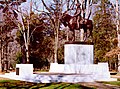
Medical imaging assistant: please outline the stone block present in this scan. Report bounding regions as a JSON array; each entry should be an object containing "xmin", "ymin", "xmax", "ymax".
[
  {"xmin": 16, "ymin": 64, "xmax": 33, "ymax": 77},
  {"xmin": 49, "ymin": 63, "xmax": 64, "ymax": 73},
  {"xmin": 64, "ymin": 44, "xmax": 94, "ymax": 64}
]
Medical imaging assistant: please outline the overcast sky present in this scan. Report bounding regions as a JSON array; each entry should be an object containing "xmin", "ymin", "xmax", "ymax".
[
  {"xmin": 20, "ymin": 0, "xmax": 120, "ymax": 13},
  {"xmin": 21, "ymin": 0, "xmax": 120, "ymax": 8},
  {"xmin": 111, "ymin": 0, "xmax": 120, "ymax": 4}
]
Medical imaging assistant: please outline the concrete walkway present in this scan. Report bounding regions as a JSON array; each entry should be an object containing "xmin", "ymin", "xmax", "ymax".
[
  {"xmin": 0, "ymin": 76, "xmax": 119, "ymax": 89},
  {"xmin": 0, "ymin": 72, "xmax": 119, "ymax": 89}
]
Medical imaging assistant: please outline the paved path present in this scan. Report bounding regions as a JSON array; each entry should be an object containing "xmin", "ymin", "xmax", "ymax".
[
  {"xmin": 0, "ymin": 72, "xmax": 120, "ymax": 89},
  {"xmin": 0, "ymin": 77, "xmax": 10, "ymax": 80}
]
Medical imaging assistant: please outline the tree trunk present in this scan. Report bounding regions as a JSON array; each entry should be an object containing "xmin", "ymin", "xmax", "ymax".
[
  {"xmin": 54, "ymin": 13, "xmax": 59, "ymax": 63},
  {"xmin": 18, "ymin": 18, "xmax": 30, "ymax": 64},
  {"xmin": 54, "ymin": 31, "xmax": 58, "ymax": 63},
  {"xmin": 116, "ymin": 0, "xmax": 120, "ymax": 72},
  {"xmin": 23, "ymin": 25, "xmax": 30, "ymax": 63},
  {"xmin": 0, "ymin": 38, "xmax": 2, "ymax": 71},
  {"xmin": 54, "ymin": 0, "xmax": 62, "ymax": 63}
]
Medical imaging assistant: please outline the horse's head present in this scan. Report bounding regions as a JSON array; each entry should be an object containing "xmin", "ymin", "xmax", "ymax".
[
  {"xmin": 60, "ymin": 12, "xmax": 76, "ymax": 30},
  {"xmin": 61, "ymin": 12, "xmax": 72, "ymax": 25},
  {"xmin": 60, "ymin": 12, "xmax": 70, "ymax": 27},
  {"xmin": 61, "ymin": 11, "xmax": 72, "ymax": 21}
]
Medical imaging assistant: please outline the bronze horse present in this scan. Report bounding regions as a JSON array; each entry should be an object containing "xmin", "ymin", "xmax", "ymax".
[{"xmin": 61, "ymin": 13, "xmax": 93, "ymax": 41}]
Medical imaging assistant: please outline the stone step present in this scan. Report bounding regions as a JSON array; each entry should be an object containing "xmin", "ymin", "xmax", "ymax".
[{"xmin": 0, "ymin": 72, "xmax": 118, "ymax": 83}]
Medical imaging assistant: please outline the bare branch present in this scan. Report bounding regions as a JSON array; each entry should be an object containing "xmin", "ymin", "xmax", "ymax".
[
  {"xmin": 111, "ymin": 2, "xmax": 120, "ymax": 15},
  {"xmin": 41, "ymin": 0, "xmax": 51, "ymax": 13}
]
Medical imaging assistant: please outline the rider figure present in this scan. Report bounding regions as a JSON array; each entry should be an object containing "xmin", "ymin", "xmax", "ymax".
[{"xmin": 74, "ymin": 3, "xmax": 82, "ymax": 29}]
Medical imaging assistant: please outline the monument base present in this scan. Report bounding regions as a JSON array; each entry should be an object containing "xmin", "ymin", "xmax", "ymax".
[
  {"xmin": 49, "ymin": 62, "xmax": 116, "ymax": 81},
  {"xmin": 0, "ymin": 63, "xmax": 117, "ymax": 83}
]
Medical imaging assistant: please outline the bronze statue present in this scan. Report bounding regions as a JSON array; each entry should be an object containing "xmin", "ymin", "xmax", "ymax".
[
  {"xmin": 60, "ymin": 1, "xmax": 93, "ymax": 41},
  {"xmin": 61, "ymin": 11, "xmax": 93, "ymax": 41}
]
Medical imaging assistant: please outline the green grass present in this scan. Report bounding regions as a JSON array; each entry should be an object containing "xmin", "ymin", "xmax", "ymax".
[{"xmin": 0, "ymin": 80, "xmax": 95, "ymax": 89}]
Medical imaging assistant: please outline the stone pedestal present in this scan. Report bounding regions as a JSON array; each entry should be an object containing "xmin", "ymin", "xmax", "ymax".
[
  {"xmin": 64, "ymin": 44, "xmax": 94, "ymax": 64},
  {"xmin": 48, "ymin": 43, "xmax": 117, "ymax": 82},
  {"xmin": 16, "ymin": 64, "xmax": 33, "ymax": 77}
]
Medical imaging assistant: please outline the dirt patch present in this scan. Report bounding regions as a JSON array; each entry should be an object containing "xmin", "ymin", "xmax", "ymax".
[{"xmin": 0, "ymin": 77, "xmax": 10, "ymax": 80}]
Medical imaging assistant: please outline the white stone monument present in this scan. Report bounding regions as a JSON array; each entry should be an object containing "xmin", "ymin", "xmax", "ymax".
[
  {"xmin": 16, "ymin": 64, "xmax": 33, "ymax": 77},
  {"xmin": 0, "ymin": 43, "xmax": 117, "ymax": 83},
  {"xmin": 49, "ymin": 43, "xmax": 117, "ymax": 82}
]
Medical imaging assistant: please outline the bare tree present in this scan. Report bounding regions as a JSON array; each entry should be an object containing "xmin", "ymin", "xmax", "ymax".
[
  {"xmin": 41, "ymin": 0, "xmax": 63, "ymax": 63},
  {"xmin": 115, "ymin": 0, "xmax": 120, "ymax": 72},
  {"xmin": 16, "ymin": 0, "xmax": 49, "ymax": 63},
  {"xmin": 111, "ymin": 0, "xmax": 120, "ymax": 72},
  {"xmin": 0, "ymin": 0, "xmax": 35, "ymax": 64},
  {"xmin": 16, "ymin": 0, "xmax": 38, "ymax": 63},
  {"xmin": 97, "ymin": 0, "xmax": 120, "ymax": 71},
  {"xmin": 0, "ymin": 0, "xmax": 20, "ymax": 71}
]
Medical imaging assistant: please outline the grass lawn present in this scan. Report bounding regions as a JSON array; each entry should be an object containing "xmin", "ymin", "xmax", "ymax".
[{"xmin": 0, "ymin": 80, "xmax": 95, "ymax": 89}]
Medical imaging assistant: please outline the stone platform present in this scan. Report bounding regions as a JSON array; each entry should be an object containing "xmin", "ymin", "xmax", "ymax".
[
  {"xmin": 0, "ymin": 71, "xmax": 117, "ymax": 83},
  {"xmin": 0, "ymin": 72, "xmax": 94, "ymax": 83},
  {"xmin": 0, "ymin": 63, "xmax": 117, "ymax": 83}
]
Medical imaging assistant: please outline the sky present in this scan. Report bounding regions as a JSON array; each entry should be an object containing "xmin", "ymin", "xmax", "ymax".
[
  {"xmin": 19, "ymin": 0, "xmax": 120, "ymax": 14},
  {"xmin": 111, "ymin": 0, "xmax": 120, "ymax": 4},
  {"xmin": 20, "ymin": 0, "xmax": 120, "ymax": 9},
  {"xmin": 20, "ymin": 0, "xmax": 46, "ymax": 13}
]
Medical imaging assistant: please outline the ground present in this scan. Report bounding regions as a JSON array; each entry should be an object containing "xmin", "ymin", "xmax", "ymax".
[
  {"xmin": 0, "ymin": 71, "xmax": 120, "ymax": 89},
  {"xmin": 0, "ymin": 77, "xmax": 120, "ymax": 89}
]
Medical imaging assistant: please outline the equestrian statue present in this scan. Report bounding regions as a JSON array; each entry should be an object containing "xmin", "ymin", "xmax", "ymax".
[{"xmin": 61, "ymin": 2, "xmax": 93, "ymax": 42}]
